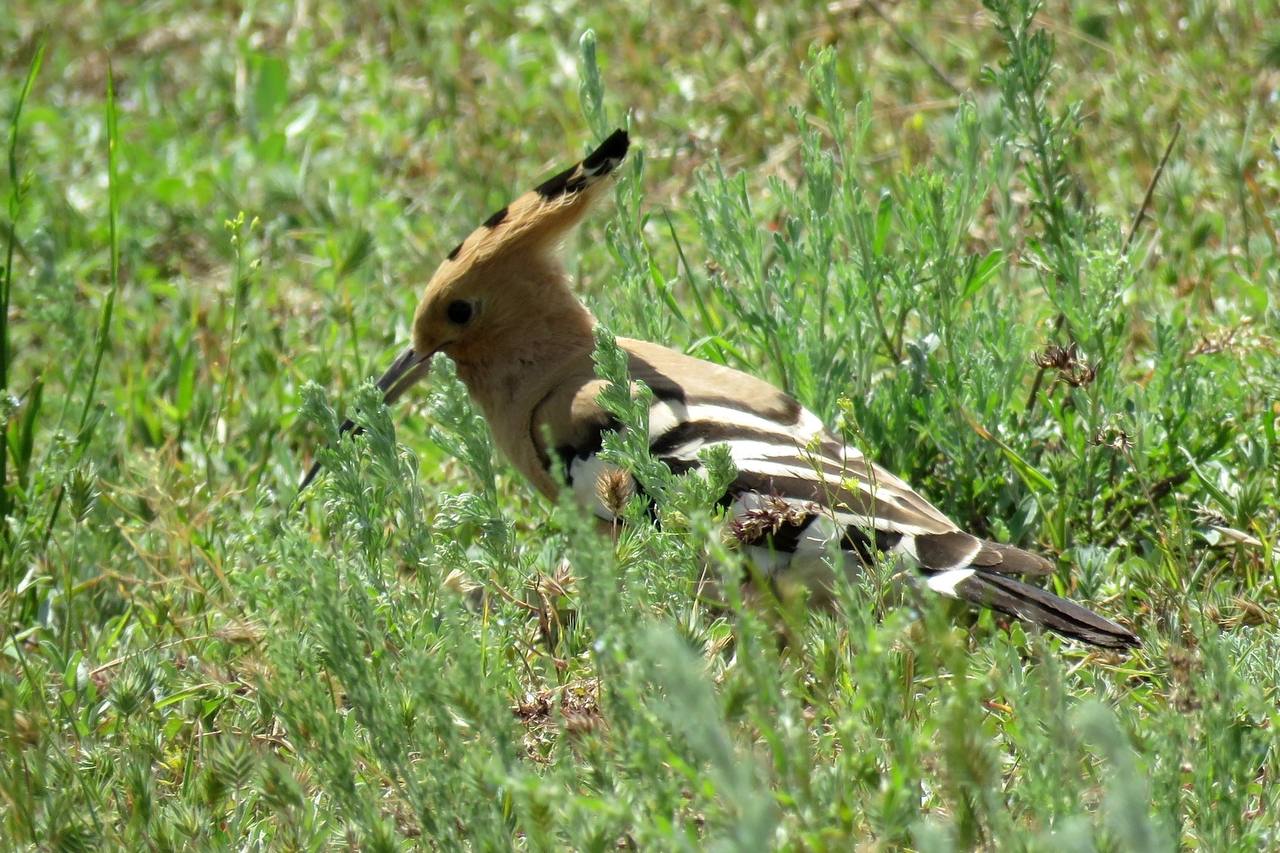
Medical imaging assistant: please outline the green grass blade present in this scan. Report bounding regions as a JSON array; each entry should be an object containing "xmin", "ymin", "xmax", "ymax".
[
  {"xmin": 2, "ymin": 43, "xmax": 44, "ymax": 521},
  {"xmin": 75, "ymin": 62, "xmax": 121, "ymax": 442}
]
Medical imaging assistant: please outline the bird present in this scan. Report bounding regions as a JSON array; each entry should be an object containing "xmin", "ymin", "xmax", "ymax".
[{"xmin": 302, "ymin": 128, "xmax": 1139, "ymax": 651}]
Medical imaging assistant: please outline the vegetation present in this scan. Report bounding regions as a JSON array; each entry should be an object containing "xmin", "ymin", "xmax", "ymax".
[{"xmin": 2, "ymin": 0, "xmax": 1278, "ymax": 848}]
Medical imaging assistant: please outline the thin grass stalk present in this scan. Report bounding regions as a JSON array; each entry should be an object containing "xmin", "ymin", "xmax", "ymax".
[
  {"xmin": 75, "ymin": 64, "xmax": 121, "ymax": 441},
  {"xmin": 2, "ymin": 44, "xmax": 44, "ymax": 523}
]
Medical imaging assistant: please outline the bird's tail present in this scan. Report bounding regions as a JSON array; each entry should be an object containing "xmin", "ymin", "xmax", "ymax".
[{"xmin": 925, "ymin": 566, "xmax": 1139, "ymax": 649}]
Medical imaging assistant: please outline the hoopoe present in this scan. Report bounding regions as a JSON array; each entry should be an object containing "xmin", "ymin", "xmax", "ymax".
[{"xmin": 304, "ymin": 129, "xmax": 1138, "ymax": 650}]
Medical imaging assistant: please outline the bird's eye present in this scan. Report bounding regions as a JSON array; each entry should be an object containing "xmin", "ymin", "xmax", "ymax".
[{"xmin": 446, "ymin": 300, "xmax": 473, "ymax": 325}]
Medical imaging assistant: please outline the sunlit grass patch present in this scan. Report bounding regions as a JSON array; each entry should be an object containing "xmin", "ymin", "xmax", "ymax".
[{"xmin": 1, "ymin": 0, "xmax": 1277, "ymax": 847}]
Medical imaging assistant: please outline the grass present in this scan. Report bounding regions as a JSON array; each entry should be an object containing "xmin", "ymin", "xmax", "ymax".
[{"xmin": 2, "ymin": 0, "xmax": 1278, "ymax": 848}]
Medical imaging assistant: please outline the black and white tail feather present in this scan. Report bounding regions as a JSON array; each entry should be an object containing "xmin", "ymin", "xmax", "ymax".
[{"xmin": 561, "ymin": 365, "xmax": 1138, "ymax": 650}]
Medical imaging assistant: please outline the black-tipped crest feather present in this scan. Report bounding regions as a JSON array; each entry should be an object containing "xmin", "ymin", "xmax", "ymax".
[
  {"xmin": 535, "ymin": 128, "xmax": 629, "ymax": 198},
  {"xmin": 482, "ymin": 206, "xmax": 508, "ymax": 228},
  {"xmin": 582, "ymin": 128, "xmax": 629, "ymax": 173}
]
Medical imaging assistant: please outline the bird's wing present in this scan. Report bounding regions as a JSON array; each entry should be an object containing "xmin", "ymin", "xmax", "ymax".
[
  {"xmin": 532, "ymin": 338, "xmax": 1051, "ymax": 576},
  {"xmin": 528, "ymin": 338, "xmax": 1136, "ymax": 648}
]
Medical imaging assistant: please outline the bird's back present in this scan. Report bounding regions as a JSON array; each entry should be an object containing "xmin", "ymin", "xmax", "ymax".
[{"xmin": 532, "ymin": 336, "xmax": 995, "ymax": 565}]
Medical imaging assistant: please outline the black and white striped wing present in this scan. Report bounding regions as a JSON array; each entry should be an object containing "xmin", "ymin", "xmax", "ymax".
[
  {"xmin": 643, "ymin": 395, "xmax": 978, "ymax": 568},
  {"xmin": 560, "ymin": 388, "xmax": 1020, "ymax": 571},
  {"xmin": 558, "ymin": 388, "xmax": 1137, "ymax": 649}
]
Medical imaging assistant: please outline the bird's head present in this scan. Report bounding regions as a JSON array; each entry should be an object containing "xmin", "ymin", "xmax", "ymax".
[{"xmin": 300, "ymin": 128, "xmax": 630, "ymax": 490}]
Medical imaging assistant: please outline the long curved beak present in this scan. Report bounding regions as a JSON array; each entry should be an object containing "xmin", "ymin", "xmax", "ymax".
[
  {"xmin": 298, "ymin": 345, "xmax": 433, "ymax": 492},
  {"xmin": 373, "ymin": 345, "xmax": 435, "ymax": 405}
]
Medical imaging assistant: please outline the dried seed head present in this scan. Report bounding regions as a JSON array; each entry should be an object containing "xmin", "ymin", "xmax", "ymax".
[
  {"xmin": 443, "ymin": 568, "xmax": 480, "ymax": 596},
  {"xmin": 443, "ymin": 569, "xmax": 487, "ymax": 610},
  {"xmin": 1033, "ymin": 342, "xmax": 1097, "ymax": 387},
  {"xmin": 1092, "ymin": 424, "xmax": 1133, "ymax": 452},
  {"xmin": 536, "ymin": 558, "xmax": 577, "ymax": 599},
  {"xmin": 214, "ymin": 619, "xmax": 265, "ymax": 644},
  {"xmin": 1188, "ymin": 320, "xmax": 1253, "ymax": 357},
  {"xmin": 727, "ymin": 494, "xmax": 817, "ymax": 544},
  {"xmin": 595, "ymin": 467, "xmax": 635, "ymax": 517}
]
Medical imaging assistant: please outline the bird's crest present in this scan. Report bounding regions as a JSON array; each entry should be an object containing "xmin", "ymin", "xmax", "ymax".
[{"xmin": 437, "ymin": 128, "xmax": 630, "ymax": 274}]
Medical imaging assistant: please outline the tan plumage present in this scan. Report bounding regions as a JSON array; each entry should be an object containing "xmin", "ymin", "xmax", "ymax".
[{"xmin": 304, "ymin": 129, "xmax": 1138, "ymax": 650}]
